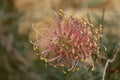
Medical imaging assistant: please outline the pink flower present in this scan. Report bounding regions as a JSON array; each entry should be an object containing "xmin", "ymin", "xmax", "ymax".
[{"xmin": 31, "ymin": 10, "xmax": 101, "ymax": 71}]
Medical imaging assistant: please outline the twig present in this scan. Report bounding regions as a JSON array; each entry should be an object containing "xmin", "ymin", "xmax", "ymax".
[{"xmin": 102, "ymin": 43, "xmax": 120, "ymax": 80}]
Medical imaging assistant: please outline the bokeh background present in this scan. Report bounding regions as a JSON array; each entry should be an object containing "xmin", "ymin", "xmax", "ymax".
[{"xmin": 0, "ymin": 0, "xmax": 120, "ymax": 80}]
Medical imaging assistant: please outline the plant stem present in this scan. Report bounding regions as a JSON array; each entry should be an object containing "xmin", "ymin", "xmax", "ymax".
[{"xmin": 102, "ymin": 43, "xmax": 120, "ymax": 80}]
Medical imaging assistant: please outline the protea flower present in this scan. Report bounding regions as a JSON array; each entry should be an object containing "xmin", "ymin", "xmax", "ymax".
[{"xmin": 31, "ymin": 10, "xmax": 102, "ymax": 72}]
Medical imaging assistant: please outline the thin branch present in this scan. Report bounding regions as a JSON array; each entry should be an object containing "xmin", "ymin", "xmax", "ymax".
[{"xmin": 102, "ymin": 43, "xmax": 120, "ymax": 80}]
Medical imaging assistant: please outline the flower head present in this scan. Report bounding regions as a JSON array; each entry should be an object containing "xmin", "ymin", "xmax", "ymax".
[{"xmin": 31, "ymin": 10, "xmax": 102, "ymax": 71}]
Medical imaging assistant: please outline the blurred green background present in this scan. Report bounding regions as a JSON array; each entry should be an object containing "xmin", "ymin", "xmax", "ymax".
[{"xmin": 0, "ymin": 0, "xmax": 120, "ymax": 80}]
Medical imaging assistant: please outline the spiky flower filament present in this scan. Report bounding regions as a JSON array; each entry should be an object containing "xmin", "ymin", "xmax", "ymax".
[{"xmin": 32, "ymin": 10, "xmax": 102, "ymax": 71}]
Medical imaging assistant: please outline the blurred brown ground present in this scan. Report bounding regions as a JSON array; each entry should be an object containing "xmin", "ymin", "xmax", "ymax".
[{"xmin": 14, "ymin": 0, "xmax": 120, "ymax": 36}]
